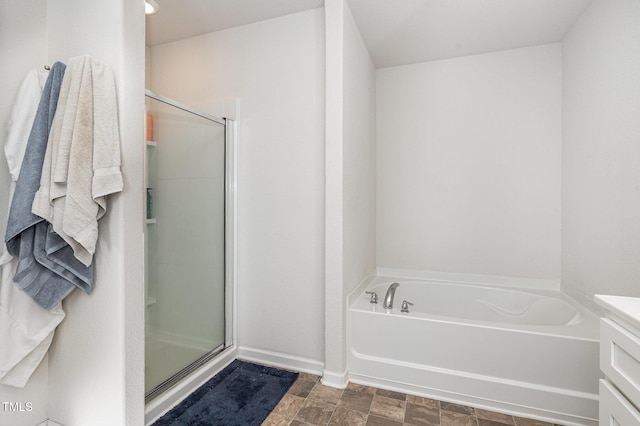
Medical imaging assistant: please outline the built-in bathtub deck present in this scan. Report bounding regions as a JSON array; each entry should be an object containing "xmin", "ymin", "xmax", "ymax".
[
  {"xmin": 347, "ymin": 273, "xmax": 600, "ymax": 425},
  {"xmin": 264, "ymin": 372, "xmax": 565, "ymax": 425}
]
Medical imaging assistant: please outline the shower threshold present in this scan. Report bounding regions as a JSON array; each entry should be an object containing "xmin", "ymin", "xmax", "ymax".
[
  {"xmin": 144, "ymin": 345, "xmax": 238, "ymax": 425},
  {"xmin": 145, "ymin": 341, "xmax": 226, "ymax": 403}
]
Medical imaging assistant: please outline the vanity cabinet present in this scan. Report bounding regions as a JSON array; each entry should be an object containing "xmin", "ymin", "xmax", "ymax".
[{"xmin": 595, "ymin": 295, "xmax": 640, "ymax": 426}]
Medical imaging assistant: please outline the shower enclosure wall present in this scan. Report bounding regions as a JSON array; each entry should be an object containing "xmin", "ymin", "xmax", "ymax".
[{"xmin": 144, "ymin": 91, "xmax": 234, "ymax": 404}]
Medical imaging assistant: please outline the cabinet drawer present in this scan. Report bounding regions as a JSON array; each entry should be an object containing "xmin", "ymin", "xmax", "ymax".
[
  {"xmin": 600, "ymin": 379, "xmax": 640, "ymax": 425},
  {"xmin": 601, "ymin": 318, "xmax": 640, "ymax": 406}
]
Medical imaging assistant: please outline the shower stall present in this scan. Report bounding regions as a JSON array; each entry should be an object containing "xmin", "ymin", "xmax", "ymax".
[{"xmin": 143, "ymin": 91, "xmax": 235, "ymax": 413}]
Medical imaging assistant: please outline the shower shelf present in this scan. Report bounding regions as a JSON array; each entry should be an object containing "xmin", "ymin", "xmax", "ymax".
[
  {"xmin": 146, "ymin": 140, "xmax": 157, "ymax": 147},
  {"xmin": 146, "ymin": 218, "xmax": 157, "ymax": 224},
  {"xmin": 145, "ymin": 297, "xmax": 157, "ymax": 307}
]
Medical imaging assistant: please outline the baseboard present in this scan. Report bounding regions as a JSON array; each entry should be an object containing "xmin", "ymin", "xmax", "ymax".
[
  {"xmin": 237, "ymin": 346, "xmax": 323, "ymax": 377},
  {"xmin": 321, "ymin": 369, "xmax": 348, "ymax": 389}
]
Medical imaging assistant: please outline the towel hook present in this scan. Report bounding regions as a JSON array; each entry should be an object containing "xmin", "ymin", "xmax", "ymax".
[{"xmin": 44, "ymin": 65, "xmax": 50, "ymax": 71}]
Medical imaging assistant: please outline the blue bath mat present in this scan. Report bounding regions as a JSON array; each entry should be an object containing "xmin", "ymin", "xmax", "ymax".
[{"xmin": 152, "ymin": 360, "xmax": 298, "ymax": 426}]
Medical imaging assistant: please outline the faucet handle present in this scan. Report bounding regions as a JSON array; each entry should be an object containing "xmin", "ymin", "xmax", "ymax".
[
  {"xmin": 365, "ymin": 291, "xmax": 378, "ymax": 304},
  {"xmin": 401, "ymin": 300, "xmax": 414, "ymax": 313}
]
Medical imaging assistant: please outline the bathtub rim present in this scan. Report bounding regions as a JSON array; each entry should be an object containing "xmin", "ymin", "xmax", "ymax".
[
  {"xmin": 374, "ymin": 267, "xmax": 605, "ymax": 315},
  {"xmin": 349, "ymin": 268, "xmax": 564, "ymax": 306},
  {"xmin": 348, "ymin": 269, "xmax": 600, "ymax": 341}
]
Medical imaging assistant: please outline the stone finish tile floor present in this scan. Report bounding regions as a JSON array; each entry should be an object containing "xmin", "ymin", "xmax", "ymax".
[{"xmin": 262, "ymin": 373, "xmax": 564, "ymax": 426}]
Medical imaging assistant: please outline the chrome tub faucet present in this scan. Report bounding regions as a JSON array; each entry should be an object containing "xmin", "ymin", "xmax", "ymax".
[{"xmin": 383, "ymin": 282, "xmax": 400, "ymax": 309}]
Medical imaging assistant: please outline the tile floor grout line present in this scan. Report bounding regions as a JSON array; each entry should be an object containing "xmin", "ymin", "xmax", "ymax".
[{"xmin": 265, "ymin": 373, "xmax": 562, "ymax": 426}]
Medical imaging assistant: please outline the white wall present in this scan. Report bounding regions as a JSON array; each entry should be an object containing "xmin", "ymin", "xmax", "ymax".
[
  {"xmin": 324, "ymin": 0, "xmax": 376, "ymax": 384},
  {"xmin": 0, "ymin": 2, "xmax": 50, "ymax": 425},
  {"xmin": 341, "ymin": 1, "xmax": 376, "ymax": 318},
  {"xmin": 150, "ymin": 9, "xmax": 326, "ymax": 366},
  {"xmin": 0, "ymin": 2, "xmax": 145, "ymax": 425},
  {"xmin": 562, "ymin": 0, "xmax": 640, "ymax": 300},
  {"xmin": 376, "ymin": 44, "xmax": 562, "ymax": 280},
  {"xmin": 45, "ymin": 1, "xmax": 145, "ymax": 425}
]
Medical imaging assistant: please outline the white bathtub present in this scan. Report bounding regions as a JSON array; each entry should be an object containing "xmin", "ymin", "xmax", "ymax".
[{"xmin": 347, "ymin": 274, "xmax": 600, "ymax": 426}]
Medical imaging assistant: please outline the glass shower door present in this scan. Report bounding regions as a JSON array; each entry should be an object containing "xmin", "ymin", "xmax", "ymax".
[{"xmin": 144, "ymin": 92, "xmax": 226, "ymax": 398}]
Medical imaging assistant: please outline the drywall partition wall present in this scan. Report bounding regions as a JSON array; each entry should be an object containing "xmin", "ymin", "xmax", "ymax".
[
  {"xmin": 341, "ymin": 1, "xmax": 376, "ymax": 329},
  {"xmin": 45, "ymin": 1, "xmax": 145, "ymax": 425},
  {"xmin": 324, "ymin": 0, "xmax": 376, "ymax": 386},
  {"xmin": 324, "ymin": 0, "xmax": 345, "ymax": 386},
  {"xmin": 150, "ymin": 9, "xmax": 325, "ymax": 370},
  {"xmin": 0, "ymin": 2, "xmax": 49, "ymax": 425},
  {"xmin": 562, "ymin": 0, "xmax": 640, "ymax": 300},
  {"xmin": 377, "ymin": 44, "xmax": 562, "ymax": 280}
]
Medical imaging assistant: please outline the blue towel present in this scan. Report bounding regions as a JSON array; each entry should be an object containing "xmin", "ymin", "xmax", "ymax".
[
  {"xmin": 4, "ymin": 62, "xmax": 93, "ymax": 310},
  {"xmin": 37, "ymin": 223, "xmax": 94, "ymax": 293}
]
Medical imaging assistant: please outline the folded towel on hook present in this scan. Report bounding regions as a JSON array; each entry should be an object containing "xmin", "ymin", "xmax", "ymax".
[
  {"xmin": 32, "ymin": 55, "xmax": 123, "ymax": 267},
  {"xmin": 31, "ymin": 57, "xmax": 95, "ymax": 293}
]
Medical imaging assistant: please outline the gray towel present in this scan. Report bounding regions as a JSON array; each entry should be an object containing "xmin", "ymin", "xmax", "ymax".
[
  {"xmin": 4, "ymin": 62, "xmax": 83, "ymax": 310},
  {"xmin": 36, "ymin": 223, "xmax": 94, "ymax": 293}
]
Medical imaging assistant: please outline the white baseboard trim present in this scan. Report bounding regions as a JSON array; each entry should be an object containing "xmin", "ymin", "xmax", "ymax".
[
  {"xmin": 321, "ymin": 369, "xmax": 348, "ymax": 389},
  {"xmin": 145, "ymin": 346, "xmax": 238, "ymax": 426},
  {"xmin": 237, "ymin": 346, "xmax": 323, "ymax": 376}
]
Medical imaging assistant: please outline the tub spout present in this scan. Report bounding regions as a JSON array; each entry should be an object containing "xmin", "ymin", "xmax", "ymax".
[{"xmin": 383, "ymin": 282, "xmax": 400, "ymax": 309}]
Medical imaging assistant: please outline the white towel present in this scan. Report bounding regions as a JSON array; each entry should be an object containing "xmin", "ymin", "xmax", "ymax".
[
  {"xmin": 0, "ymin": 249, "xmax": 65, "ymax": 387},
  {"xmin": 90, "ymin": 59, "xmax": 124, "ymax": 206},
  {"xmin": 4, "ymin": 69, "xmax": 48, "ymax": 181},
  {"xmin": 32, "ymin": 55, "xmax": 123, "ymax": 266},
  {"xmin": 0, "ymin": 69, "xmax": 65, "ymax": 387}
]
